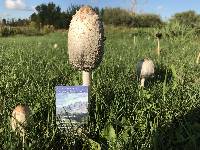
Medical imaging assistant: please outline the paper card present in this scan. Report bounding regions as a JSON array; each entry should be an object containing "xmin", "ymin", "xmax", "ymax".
[{"xmin": 55, "ymin": 86, "xmax": 88, "ymax": 129}]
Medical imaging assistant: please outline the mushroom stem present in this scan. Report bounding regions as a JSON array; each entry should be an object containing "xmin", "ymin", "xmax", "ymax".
[
  {"xmin": 196, "ymin": 52, "xmax": 200, "ymax": 64},
  {"xmin": 82, "ymin": 71, "xmax": 92, "ymax": 86},
  {"xmin": 141, "ymin": 78, "xmax": 145, "ymax": 87},
  {"xmin": 157, "ymin": 38, "xmax": 160, "ymax": 56},
  {"xmin": 82, "ymin": 71, "xmax": 92, "ymax": 129}
]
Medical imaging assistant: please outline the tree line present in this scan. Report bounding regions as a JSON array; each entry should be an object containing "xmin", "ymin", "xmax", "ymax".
[{"xmin": 1, "ymin": 2, "xmax": 200, "ymax": 29}]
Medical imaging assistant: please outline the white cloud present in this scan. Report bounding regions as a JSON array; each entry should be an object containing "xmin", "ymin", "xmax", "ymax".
[{"xmin": 5, "ymin": 0, "xmax": 33, "ymax": 11}]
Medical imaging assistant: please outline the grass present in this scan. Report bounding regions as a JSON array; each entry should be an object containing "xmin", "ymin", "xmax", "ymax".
[{"xmin": 0, "ymin": 26, "xmax": 199, "ymax": 149}]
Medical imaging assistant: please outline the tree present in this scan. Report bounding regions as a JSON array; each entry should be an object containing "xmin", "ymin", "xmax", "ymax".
[
  {"xmin": 103, "ymin": 7, "xmax": 133, "ymax": 26},
  {"xmin": 30, "ymin": 13, "xmax": 38, "ymax": 23},
  {"xmin": 31, "ymin": 2, "xmax": 62, "ymax": 28},
  {"xmin": 2, "ymin": 19, "xmax": 6, "ymax": 26},
  {"xmin": 134, "ymin": 14, "xmax": 163, "ymax": 27},
  {"xmin": 102, "ymin": 7, "xmax": 162, "ymax": 27},
  {"xmin": 30, "ymin": 3, "xmax": 83, "ymax": 29},
  {"xmin": 64, "ymin": 5, "xmax": 82, "ymax": 28},
  {"xmin": 170, "ymin": 10, "xmax": 200, "ymax": 27},
  {"xmin": 5, "ymin": 18, "xmax": 29, "ymax": 27}
]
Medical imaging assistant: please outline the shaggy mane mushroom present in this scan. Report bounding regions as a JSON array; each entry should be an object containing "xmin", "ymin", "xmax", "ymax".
[
  {"xmin": 137, "ymin": 58, "xmax": 155, "ymax": 87},
  {"xmin": 11, "ymin": 105, "xmax": 30, "ymax": 137},
  {"xmin": 68, "ymin": 5, "xmax": 105, "ymax": 86}
]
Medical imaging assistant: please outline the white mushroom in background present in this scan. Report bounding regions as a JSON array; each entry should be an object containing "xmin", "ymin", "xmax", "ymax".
[
  {"xmin": 137, "ymin": 58, "xmax": 155, "ymax": 87},
  {"xmin": 68, "ymin": 5, "xmax": 105, "ymax": 86},
  {"xmin": 11, "ymin": 105, "xmax": 30, "ymax": 137},
  {"xmin": 54, "ymin": 43, "xmax": 58, "ymax": 49}
]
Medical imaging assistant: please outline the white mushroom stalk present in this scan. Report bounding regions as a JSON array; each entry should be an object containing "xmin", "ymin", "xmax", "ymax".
[
  {"xmin": 68, "ymin": 6, "xmax": 105, "ymax": 86},
  {"xmin": 82, "ymin": 70, "xmax": 92, "ymax": 86},
  {"xmin": 196, "ymin": 52, "xmax": 200, "ymax": 64},
  {"xmin": 156, "ymin": 33, "xmax": 162, "ymax": 57},
  {"xmin": 137, "ymin": 58, "xmax": 155, "ymax": 87},
  {"xmin": 157, "ymin": 38, "xmax": 160, "ymax": 56}
]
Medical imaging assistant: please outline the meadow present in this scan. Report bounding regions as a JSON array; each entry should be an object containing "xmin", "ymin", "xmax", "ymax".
[{"xmin": 0, "ymin": 25, "xmax": 199, "ymax": 149}]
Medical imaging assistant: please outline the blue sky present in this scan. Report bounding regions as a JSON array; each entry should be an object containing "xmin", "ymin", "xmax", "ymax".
[{"xmin": 0, "ymin": 0, "xmax": 200, "ymax": 20}]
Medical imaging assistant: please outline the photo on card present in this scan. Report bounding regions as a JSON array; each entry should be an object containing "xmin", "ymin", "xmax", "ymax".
[{"xmin": 55, "ymin": 86, "xmax": 88, "ymax": 129}]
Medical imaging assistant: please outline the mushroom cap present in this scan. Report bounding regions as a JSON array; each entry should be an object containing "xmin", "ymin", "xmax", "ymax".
[
  {"xmin": 156, "ymin": 32, "xmax": 162, "ymax": 39},
  {"xmin": 54, "ymin": 43, "xmax": 58, "ymax": 49},
  {"xmin": 11, "ymin": 105, "xmax": 30, "ymax": 136},
  {"xmin": 137, "ymin": 58, "xmax": 155, "ymax": 78},
  {"xmin": 68, "ymin": 6, "xmax": 104, "ymax": 71}
]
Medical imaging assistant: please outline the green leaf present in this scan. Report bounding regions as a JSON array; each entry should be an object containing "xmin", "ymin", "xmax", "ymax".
[
  {"xmin": 170, "ymin": 64, "xmax": 178, "ymax": 89},
  {"xmin": 83, "ymin": 139, "xmax": 101, "ymax": 150},
  {"xmin": 101, "ymin": 123, "xmax": 117, "ymax": 142},
  {"xmin": 171, "ymin": 64, "xmax": 177, "ymax": 79},
  {"xmin": 0, "ymin": 128, "xmax": 3, "ymax": 133},
  {"xmin": 119, "ymin": 128, "xmax": 129, "ymax": 143}
]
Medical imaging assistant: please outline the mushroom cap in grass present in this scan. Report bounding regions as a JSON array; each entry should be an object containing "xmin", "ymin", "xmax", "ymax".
[
  {"xmin": 156, "ymin": 32, "xmax": 162, "ymax": 39},
  {"xmin": 137, "ymin": 58, "xmax": 155, "ymax": 78},
  {"xmin": 68, "ymin": 6, "xmax": 104, "ymax": 71},
  {"xmin": 11, "ymin": 105, "xmax": 30, "ymax": 136}
]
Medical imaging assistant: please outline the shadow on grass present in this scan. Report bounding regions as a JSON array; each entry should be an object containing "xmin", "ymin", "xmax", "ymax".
[
  {"xmin": 145, "ymin": 63, "xmax": 173, "ymax": 88},
  {"xmin": 153, "ymin": 107, "xmax": 200, "ymax": 150}
]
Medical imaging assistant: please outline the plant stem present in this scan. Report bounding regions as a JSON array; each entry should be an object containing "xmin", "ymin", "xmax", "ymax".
[{"xmin": 134, "ymin": 36, "xmax": 136, "ymax": 45}]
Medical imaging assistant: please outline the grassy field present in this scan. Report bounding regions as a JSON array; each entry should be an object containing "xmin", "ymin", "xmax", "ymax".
[{"xmin": 0, "ymin": 26, "xmax": 199, "ymax": 149}]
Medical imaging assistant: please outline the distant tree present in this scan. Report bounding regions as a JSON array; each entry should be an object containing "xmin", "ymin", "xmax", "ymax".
[
  {"xmin": 64, "ymin": 4, "xmax": 82, "ymax": 28},
  {"xmin": 30, "ymin": 3, "xmax": 84, "ymax": 29},
  {"xmin": 103, "ymin": 7, "xmax": 133, "ymax": 26},
  {"xmin": 2, "ymin": 19, "xmax": 6, "ymax": 26},
  {"xmin": 30, "ymin": 2, "xmax": 62, "ymax": 28},
  {"xmin": 6, "ymin": 18, "xmax": 29, "ymax": 27},
  {"xmin": 30, "ymin": 13, "xmax": 38, "ymax": 23},
  {"xmin": 134, "ymin": 14, "xmax": 163, "ymax": 27},
  {"xmin": 93, "ymin": 6, "xmax": 100, "ymax": 15},
  {"xmin": 102, "ymin": 7, "xmax": 162, "ymax": 27},
  {"xmin": 170, "ymin": 10, "xmax": 200, "ymax": 27},
  {"xmin": 29, "ymin": 21, "xmax": 38, "ymax": 29}
]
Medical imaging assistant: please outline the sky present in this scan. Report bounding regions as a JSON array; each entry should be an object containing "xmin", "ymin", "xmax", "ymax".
[{"xmin": 0, "ymin": 0, "xmax": 200, "ymax": 20}]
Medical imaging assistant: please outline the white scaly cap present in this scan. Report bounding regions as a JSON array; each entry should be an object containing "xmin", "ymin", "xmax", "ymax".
[{"xmin": 68, "ymin": 6, "xmax": 104, "ymax": 71}]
